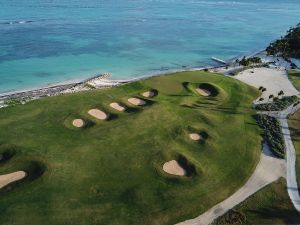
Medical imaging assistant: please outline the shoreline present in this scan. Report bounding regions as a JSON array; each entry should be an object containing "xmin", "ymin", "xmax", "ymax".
[{"xmin": 0, "ymin": 49, "xmax": 273, "ymax": 104}]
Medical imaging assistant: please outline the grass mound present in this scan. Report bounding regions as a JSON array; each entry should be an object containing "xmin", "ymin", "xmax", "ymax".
[{"xmin": 0, "ymin": 71, "xmax": 261, "ymax": 225}]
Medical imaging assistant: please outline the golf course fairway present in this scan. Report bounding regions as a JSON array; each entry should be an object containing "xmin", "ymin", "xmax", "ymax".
[{"xmin": 0, "ymin": 71, "xmax": 261, "ymax": 225}]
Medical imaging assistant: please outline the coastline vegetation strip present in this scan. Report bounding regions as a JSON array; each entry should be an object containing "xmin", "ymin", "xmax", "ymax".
[
  {"xmin": 266, "ymin": 23, "xmax": 300, "ymax": 59},
  {"xmin": 256, "ymin": 114, "xmax": 285, "ymax": 158},
  {"xmin": 0, "ymin": 71, "xmax": 261, "ymax": 225},
  {"xmin": 213, "ymin": 178, "xmax": 300, "ymax": 225}
]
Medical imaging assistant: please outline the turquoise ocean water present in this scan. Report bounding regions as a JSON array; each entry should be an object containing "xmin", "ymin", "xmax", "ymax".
[{"xmin": 0, "ymin": 0, "xmax": 299, "ymax": 94}]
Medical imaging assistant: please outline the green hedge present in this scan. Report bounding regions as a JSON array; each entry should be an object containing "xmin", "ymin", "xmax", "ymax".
[
  {"xmin": 256, "ymin": 114, "xmax": 285, "ymax": 158},
  {"xmin": 255, "ymin": 95, "xmax": 299, "ymax": 111}
]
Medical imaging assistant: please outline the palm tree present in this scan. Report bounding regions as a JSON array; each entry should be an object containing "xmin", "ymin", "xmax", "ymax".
[
  {"xmin": 278, "ymin": 90, "xmax": 284, "ymax": 99},
  {"xmin": 268, "ymin": 94, "xmax": 274, "ymax": 103}
]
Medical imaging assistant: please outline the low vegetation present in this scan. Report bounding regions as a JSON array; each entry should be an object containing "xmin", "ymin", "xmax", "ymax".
[
  {"xmin": 236, "ymin": 56, "xmax": 262, "ymax": 67},
  {"xmin": 255, "ymin": 95, "xmax": 299, "ymax": 111},
  {"xmin": 0, "ymin": 71, "xmax": 261, "ymax": 225},
  {"xmin": 256, "ymin": 114, "xmax": 285, "ymax": 158},
  {"xmin": 213, "ymin": 178, "xmax": 300, "ymax": 225},
  {"xmin": 288, "ymin": 70, "xmax": 300, "ymax": 90},
  {"xmin": 266, "ymin": 23, "xmax": 300, "ymax": 58},
  {"xmin": 288, "ymin": 109, "xmax": 300, "ymax": 190}
]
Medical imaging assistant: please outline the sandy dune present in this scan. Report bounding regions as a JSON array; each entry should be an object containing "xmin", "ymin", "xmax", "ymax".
[
  {"xmin": 189, "ymin": 133, "xmax": 201, "ymax": 141},
  {"xmin": 142, "ymin": 91, "xmax": 155, "ymax": 98},
  {"xmin": 88, "ymin": 109, "xmax": 108, "ymax": 120},
  {"xmin": 235, "ymin": 67, "xmax": 299, "ymax": 103},
  {"xmin": 110, "ymin": 102, "xmax": 126, "ymax": 112},
  {"xmin": 72, "ymin": 119, "xmax": 85, "ymax": 127},
  {"xmin": 163, "ymin": 160, "xmax": 185, "ymax": 176},
  {"xmin": 196, "ymin": 88, "xmax": 211, "ymax": 97},
  {"xmin": 128, "ymin": 97, "xmax": 146, "ymax": 106},
  {"xmin": 0, "ymin": 171, "xmax": 26, "ymax": 189}
]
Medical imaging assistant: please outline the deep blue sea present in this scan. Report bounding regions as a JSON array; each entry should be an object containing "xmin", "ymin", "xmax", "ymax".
[{"xmin": 0, "ymin": 0, "xmax": 299, "ymax": 94}]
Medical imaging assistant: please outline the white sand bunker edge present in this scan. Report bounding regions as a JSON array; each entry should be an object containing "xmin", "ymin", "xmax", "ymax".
[
  {"xmin": 196, "ymin": 88, "xmax": 211, "ymax": 97},
  {"xmin": 88, "ymin": 109, "xmax": 108, "ymax": 120},
  {"xmin": 72, "ymin": 119, "xmax": 85, "ymax": 127},
  {"xmin": 110, "ymin": 102, "xmax": 126, "ymax": 112},
  {"xmin": 128, "ymin": 97, "xmax": 146, "ymax": 106},
  {"xmin": 0, "ymin": 171, "xmax": 26, "ymax": 189},
  {"xmin": 163, "ymin": 160, "xmax": 185, "ymax": 176},
  {"xmin": 189, "ymin": 133, "xmax": 202, "ymax": 141},
  {"xmin": 142, "ymin": 91, "xmax": 155, "ymax": 98}
]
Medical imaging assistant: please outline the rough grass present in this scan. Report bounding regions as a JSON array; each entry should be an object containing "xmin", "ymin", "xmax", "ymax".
[
  {"xmin": 288, "ymin": 70, "xmax": 300, "ymax": 91},
  {"xmin": 288, "ymin": 109, "xmax": 300, "ymax": 191},
  {"xmin": 0, "ymin": 71, "xmax": 261, "ymax": 225},
  {"xmin": 213, "ymin": 178, "xmax": 300, "ymax": 225}
]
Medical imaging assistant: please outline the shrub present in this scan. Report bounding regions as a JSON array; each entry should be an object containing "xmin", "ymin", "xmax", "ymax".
[
  {"xmin": 256, "ymin": 114, "xmax": 285, "ymax": 158},
  {"xmin": 255, "ymin": 95, "xmax": 299, "ymax": 111}
]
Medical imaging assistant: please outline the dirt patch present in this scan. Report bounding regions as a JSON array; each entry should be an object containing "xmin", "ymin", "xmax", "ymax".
[
  {"xmin": 142, "ymin": 91, "xmax": 155, "ymax": 98},
  {"xmin": 110, "ymin": 102, "xmax": 126, "ymax": 112},
  {"xmin": 189, "ymin": 133, "xmax": 202, "ymax": 141},
  {"xmin": 88, "ymin": 109, "xmax": 108, "ymax": 120},
  {"xmin": 163, "ymin": 160, "xmax": 185, "ymax": 176},
  {"xmin": 72, "ymin": 119, "xmax": 85, "ymax": 127},
  {"xmin": 128, "ymin": 98, "xmax": 146, "ymax": 106},
  {"xmin": 196, "ymin": 88, "xmax": 211, "ymax": 97},
  {"xmin": 0, "ymin": 171, "xmax": 26, "ymax": 189}
]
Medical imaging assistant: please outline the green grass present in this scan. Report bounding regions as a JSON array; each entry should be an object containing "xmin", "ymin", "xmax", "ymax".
[
  {"xmin": 213, "ymin": 178, "xmax": 300, "ymax": 225},
  {"xmin": 288, "ymin": 70, "xmax": 300, "ymax": 91},
  {"xmin": 0, "ymin": 71, "xmax": 261, "ymax": 225},
  {"xmin": 288, "ymin": 109, "xmax": 300, "ymax": 191}
]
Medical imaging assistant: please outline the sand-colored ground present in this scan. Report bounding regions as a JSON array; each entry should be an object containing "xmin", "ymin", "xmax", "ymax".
[
  {"xmin": 88, "ymin": 109, "xmax": 108, "ymax": 120},
  {"xmin": 142, "ymin": 91, "xmax": 155, "ymax": 98},
  {"xmin": 196, "ymin": 88, "xmax": 211, "ymax": 97},
  {"xmin": 0, "ymin": 171, "xmax": 26, "ymax": 189},
  {"xmin": 128, "ymin": 97, "xmax": 146, "ymax": 106},
  {"xmin": 72, "ymin": 119, "xmax": 85, "ymax": 127},
  {"xmin": 109, "ymin": 102, "xmax": 126, "ymax": 112},
  {"xmin": 189, "ymin": 133, "xmax": 201, "ymax": 141},
  {"xmin": 235, "ymin": 67, "xmax": 299, "ymax": 103},
  {"xmin": 163, "ymin": 160, "xmax": 185, "ymax": 176}
]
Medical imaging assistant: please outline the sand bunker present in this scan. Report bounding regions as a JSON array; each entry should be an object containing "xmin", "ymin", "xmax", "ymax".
[
  {"xmin": 189, "ymin": 133, "xmax": 202, "ymax": 141},
  {"xmin": 0, "ymin": 171, "xmax": 26, "ymax": 189},
  {"xmin": 88, "ymin": 109, "xmax": 108, "ymax": 120},
  {"xmin": 163, "ymin": 160, "xmax": 185, "ymax": 176},
  {"xmin": 109, "ymin": 102, "xmax": 126, "ymax": 112},
  {"xmin": 142, "ymin": 91, "xmax": 155, "ymax": 98},
  {"xmin": 72, "ymin": 119, "xmax": 85, "ymax": 128},
  {"xmin": 196, "ymin": 88, "xmax": 211, "ymax": 96},
  {"xmin": 128, "ymin": 97, "xmax": 146, "ymax": 106}
]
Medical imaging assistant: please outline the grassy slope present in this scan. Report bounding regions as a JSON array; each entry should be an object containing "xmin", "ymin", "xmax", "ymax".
[
  {"xmin": 288, "ymin": 70, "xmax": 300, "ymax": 91},
  {"xmin": 0, "ymin": 71, "xmax": 261, "ymax": 225},
  {"xmin": 289, "ymin": 109, "xmax": 300, "ymax": 191},
  {"xmin": 213, "ymin": 178, "xmax": 300, "ymax": 225}
]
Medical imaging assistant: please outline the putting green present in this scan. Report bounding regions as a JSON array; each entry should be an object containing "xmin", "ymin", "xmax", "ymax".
[{"xmin": 0, "ymin": 71, "xmax": 261, "ymax": 225}]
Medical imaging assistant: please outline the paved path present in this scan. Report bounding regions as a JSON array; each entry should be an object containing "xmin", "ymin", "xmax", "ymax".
[{"xmin": 176, "ymin": 146, "xmax": 285, "ymax": 225}]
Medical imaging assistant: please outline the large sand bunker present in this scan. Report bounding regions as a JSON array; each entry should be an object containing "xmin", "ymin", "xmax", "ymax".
[
  {"xmin": 196, "ymin": 88, "xmax": 211, "ymax": 97},
  {"xmin": 0, "ymin": 171, "xmax": 26, "ymax": 189},
  {"xmin": 88, "ymin": 109, "xmax": 108, "ymax": 120},
  {"xmin": 142, "ymin": 91, "xmax": 155, "ymax": 98},
  {"xmin": 110, "ymin": 102, "xmax": 126, "ymax": 112},
  {"xmin": 128, "ymin": 97, "xmax": 146, "ymax": 106},
  {"xmin": 189, "ymin": 133, "xmax": 202, "ymax": 141},
  {"xmin": 163, "ymin": 160, "xmax": 185, "ymax": 176},
  {"xmin": 72, "ymin": 119, "xmax": 85, "ymax": 128}
]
